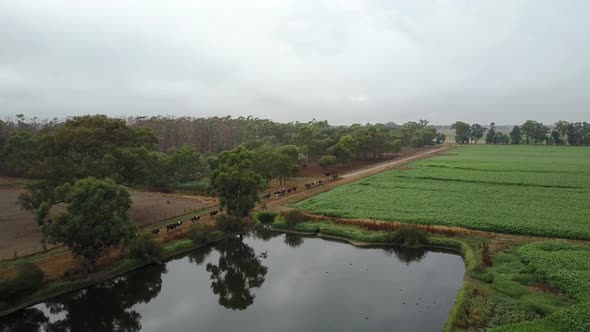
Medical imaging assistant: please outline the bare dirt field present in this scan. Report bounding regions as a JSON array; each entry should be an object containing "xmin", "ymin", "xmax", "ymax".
[{"xmin": 0, "ymin": 186, "xmax": 216, "ymax": 259}]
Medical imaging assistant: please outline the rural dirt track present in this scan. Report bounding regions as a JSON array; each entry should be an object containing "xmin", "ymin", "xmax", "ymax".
[{"xmin": 265, "ymin": 144, "xmax": 456, "ymax": 210}]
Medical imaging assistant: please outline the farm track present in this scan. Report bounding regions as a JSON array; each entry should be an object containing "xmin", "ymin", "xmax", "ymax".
[{"xmin": 265, "ymin": 144, "xmax": 456, "ymax": 210}]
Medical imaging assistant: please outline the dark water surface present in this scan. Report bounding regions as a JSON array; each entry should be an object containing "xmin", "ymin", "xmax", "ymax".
[{"xmin": 0, "ymin": 230, "xmax": 465, "ymax": 332}]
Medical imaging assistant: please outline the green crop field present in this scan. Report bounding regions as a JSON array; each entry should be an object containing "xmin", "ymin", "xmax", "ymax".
[
  {"xmin": 295, "ymin": 145, "xmax": 590, "ymax": 239},
  {"xmin": 492, "ymin": 241, "xmax": 590, "ymax": 331}
]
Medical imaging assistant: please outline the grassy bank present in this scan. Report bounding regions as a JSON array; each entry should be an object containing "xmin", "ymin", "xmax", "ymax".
[{"xmin": 0, "ymin": 229, "xmax": 230, "ymax": 317}]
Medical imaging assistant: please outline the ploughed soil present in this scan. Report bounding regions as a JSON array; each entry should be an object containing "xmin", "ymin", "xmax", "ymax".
[{"xmin": 0, "ymin": 186, "xmax": 216, "ymax": 259}]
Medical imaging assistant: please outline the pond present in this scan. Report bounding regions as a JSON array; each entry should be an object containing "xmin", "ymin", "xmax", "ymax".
[{"xmin": 0, "ymin": 229, "xmax": 465, "ymax": 332}]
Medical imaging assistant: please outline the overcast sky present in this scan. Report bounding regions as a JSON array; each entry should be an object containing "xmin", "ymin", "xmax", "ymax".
[{"xmin": 1, "ymin": 1, "xmax": 589, "ymax": 125}]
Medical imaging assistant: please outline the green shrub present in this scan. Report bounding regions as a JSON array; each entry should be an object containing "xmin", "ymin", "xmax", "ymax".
[
  {"xmin": 0, "ymin": 262, "xmax": 44, "ymax": 303},
  {"xmin": 283, "ymin": 210, "xmax": 305, "ymax": 227},
  {"xmin": 188, "ymin": 223, "xmax": 217, "ymax": 244},
  {"xmin": 215, "ymin": 214, "xmax": 245, "ymax": 234},
  {"xmin": 472, "ymin": 271, "xmax": 495, "ymax": 283},
  {"xmin": 386, "ymin": 226, "xmax": 428, "ymax": 246},
  {"xmin": 127, "ymin": 233, "xmax": 163, "ymax": 264},
  {"xmin": 256, "ymin": 212, "xmax": 277, "ymax": 224}
]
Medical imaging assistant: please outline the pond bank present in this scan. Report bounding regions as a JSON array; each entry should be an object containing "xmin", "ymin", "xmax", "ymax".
[
  {"xmin": 0, "ymin": 232, "xmax": 236, "ymax": 318},
  {"xmin": 268, "ymin": 222, "xmax": 476, "ymax": 331},
  {"xmin": 1, "ymin": 226, "xmax": 466, "ymax": 332},
  {"xmin": 266, "ymin": 214, "xmax": 584, "ymax": 331}
]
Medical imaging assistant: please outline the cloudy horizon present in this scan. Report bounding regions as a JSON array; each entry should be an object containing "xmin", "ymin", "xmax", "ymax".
[{"xmin": 1, "ymin": 1, "xmax": 589, "ymax": 125}]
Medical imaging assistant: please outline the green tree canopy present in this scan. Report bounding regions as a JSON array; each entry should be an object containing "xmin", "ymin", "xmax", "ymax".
[
  {"xmin": 485, "ymin": 122, "xmax": 497, "ymax": 144},
  {"xmin": 319, "ymin": 155, "xmax": 337, "ymax": 169},
  {"xmin": 2, "ymin": 131, "xmax": 39, "ymax": 176},
  {"xmin": 208, "ymin": 146, "xmax": 266, "ymax": 217},
  {"xmin": 510, "ymin": 125, "xmax": 522, "ymax": 144},
  {"xmin": 168, "ymin": 144, "xmax": 208, "ymax": 183},
  {"xmin": 45, "ymin": 177, "xmax": 136, "ymax": 271},
  {"xmin": 397, "ymin": 120, "xmax": 437, "ymax": 148},
  {"xmin": 18, "ymin": 115, "xmax": 160, "ymax": 222},
  {"xmin": 327, "ymin": 143, "xmax": 352, "ymax": 163},
  {"xmin": 521, "ymin": 120, "xmax": 549, "ymax": 144},
  {"xmin": 470, "ymin": 123, "xmax": 486, "ymax": 144},
  {"xmin": 392, "ymin": 139, "xmax": 402, "ymax": 155},
  {"xmin": 451, "ymin": 121, "xmax": 471, "ymax": 144},
  {"xmin": 564, "ymin": 122, "xmax": 590, "ymax": 146}
]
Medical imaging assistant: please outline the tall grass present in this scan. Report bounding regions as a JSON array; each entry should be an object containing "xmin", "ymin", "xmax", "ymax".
[{"xmin": 302, "ymin": 213, "xmax": 463, "ymax": 237}]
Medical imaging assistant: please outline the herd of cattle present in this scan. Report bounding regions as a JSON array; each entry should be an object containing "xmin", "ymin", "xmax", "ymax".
[
  {"xmin": 260, "ymin": 173, "xmax": 339, "ymax": 200},
  {"xmin": 261, "ymin": 186, "xmax": 298, "ymax": 200},
  {"xmin": 151, "ymin": 209, "xmax": 220, "ymax": 235},
  {"xmin": 150, "ymin": 173, "xmax": 339, "ymax": 236}
]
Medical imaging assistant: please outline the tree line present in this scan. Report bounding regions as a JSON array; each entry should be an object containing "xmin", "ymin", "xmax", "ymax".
[
  {"xmin": 0, "ymin": 114, "xmax": 444, "ymax": 272},
  {"xmin": 451, "ymin": 120, "xmax": 590, "ymax": 145},
  {"xmin": 1, "ymin": 115, "xmax": 443, "ymax": 181}
]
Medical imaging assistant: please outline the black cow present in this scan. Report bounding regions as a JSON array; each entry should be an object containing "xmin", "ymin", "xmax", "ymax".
[
  {"xmin": 152, "ymin": 228, "xmax": 160, "ymax": 235},
  {"xmin": 166, "ymin": 223, "xmax": 177, "ymax": 232}
]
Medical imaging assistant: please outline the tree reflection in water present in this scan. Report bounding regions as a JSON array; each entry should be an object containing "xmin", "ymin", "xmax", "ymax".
[
  {"xmin": 2, "ymin": 236, "xmax": 269, "ymax": 329},
  {"xmin": 0, "ymin": 307, "xmax": 49, "ymax": 332},
  {"xmin": 283, "ymin": 233, "xmax": 304, "ymax": 248},
  {"xmin": 206, "ymin": 237, "xmax": 268, "ymax": 310},
  {"xmin": 0, "ymin": 264, "xmax": 166, "ymax": 332},
  {"xmin": 383, "ymin": 246, "xmax": 427, "ymax": 265},
  {"xmin": 250, "ymin": 226, "xmax": 282, "ymax": 241},
  {"xmin": 188, "ymin": 245, "xmax": 213, "ymax": 265}
]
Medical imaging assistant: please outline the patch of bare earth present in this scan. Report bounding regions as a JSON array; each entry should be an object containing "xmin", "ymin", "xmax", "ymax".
[
  {"xmin": 528, "ymin": 283, "xmax": 562, "ymax": 296},
  {"xmin": 0, "ymin": 188, "xmax": 216, "ymax": 259}
]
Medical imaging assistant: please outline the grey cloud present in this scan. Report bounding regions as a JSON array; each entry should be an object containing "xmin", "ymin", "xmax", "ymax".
[{"xmin": 0, "ymin": 0, "xmax": 589, "ymax": 124}]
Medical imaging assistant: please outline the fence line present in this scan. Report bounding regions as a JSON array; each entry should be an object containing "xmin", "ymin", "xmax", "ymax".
[{"xmin": 0, "ymin": 244, "xmax": 63, "ymax": 261}]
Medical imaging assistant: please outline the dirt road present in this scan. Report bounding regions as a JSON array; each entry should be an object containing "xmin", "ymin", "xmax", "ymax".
[{"xmin": 265, "ymin": 144, "xmax": 455, "ymax": 209}]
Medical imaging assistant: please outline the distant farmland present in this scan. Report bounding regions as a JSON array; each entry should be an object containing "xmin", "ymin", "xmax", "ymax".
[{"xmin": 295, "ymin": 145, "xmax": 590, "ymax": 240}]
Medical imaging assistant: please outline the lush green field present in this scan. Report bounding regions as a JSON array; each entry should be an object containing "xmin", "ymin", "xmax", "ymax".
[
  {"xmin": 491, "ymin": 241, "xmax": 590, "ymax": 331},
  {"xmin": 295, "ymin": 145, "xmax": 590, "ymax": 239}
]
